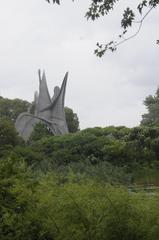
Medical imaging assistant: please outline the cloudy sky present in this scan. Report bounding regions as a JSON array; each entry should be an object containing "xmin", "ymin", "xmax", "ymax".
[{"xmin": 0, "ymin": 0, "xmax": 159, "ymax": 129}]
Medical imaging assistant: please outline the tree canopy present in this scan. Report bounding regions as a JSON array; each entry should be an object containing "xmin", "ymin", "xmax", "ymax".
[
  {"xmin": 141, "ymin": 87, "xmax": 159, "ymax": 126},
  {"xmin": 46, "ymin": 0, "xmax": 159, "ymax": 56},
  {"xmin": 65, "ymin": 107, "xmax": 80, "ymax": 133},
  {"xmin": 0, "ymin": 119, "xmax": 21, "ymax": 148},
  {"xmin": 0, "ymin": 96, "xmax": 30, "ymax": 122}
]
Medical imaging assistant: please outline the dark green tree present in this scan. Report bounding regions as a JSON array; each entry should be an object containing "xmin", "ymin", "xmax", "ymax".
[
  {"xmin": 0, "ymin": 96, "xmax": 30, "ymax": 122},
  {"xmin": 29, "ymin": 122, "xmax": 52, "ymax": 142},
  {"xmin": 141, "ymin": 87, "xmax": 159, "ymax": 126},
  {"xmin": 0, "ymin": 119, "xmax": 20, "ymax": 147},
  {"xmin": 46, "ymin": 0, "xmax": 159, "ymax": 56},
  {"xmin": 65, "ymin": 107, "xmax": 80, "ymax": 133}
]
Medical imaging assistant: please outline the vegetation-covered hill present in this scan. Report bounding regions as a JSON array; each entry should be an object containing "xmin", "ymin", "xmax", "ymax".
[
  {"xmin": 1, "ymin": 121, "xmax": 159, "ymax": 184},
  {"xmin": 1, "ymin": 124, "xmax": 159, "ymax": 239},
  {"xmin": 1, "ymin": 90, "xmax": 159, "ymax": 239}
]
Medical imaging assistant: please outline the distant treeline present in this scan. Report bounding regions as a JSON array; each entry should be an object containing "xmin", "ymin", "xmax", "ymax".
[{"xmin": 1, "ymin": 120, "xmax": 159, "ymax": 181}]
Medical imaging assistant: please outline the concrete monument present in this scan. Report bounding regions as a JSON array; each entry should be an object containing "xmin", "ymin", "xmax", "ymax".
[{"xmin": 15, "ymin": 70, "xmax": 69, "ymax": 141}]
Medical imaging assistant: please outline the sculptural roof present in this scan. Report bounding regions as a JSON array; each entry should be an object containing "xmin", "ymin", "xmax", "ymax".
[{"xmin": 15, "ymin": 70, "xmax": 69, "ymax": 141}]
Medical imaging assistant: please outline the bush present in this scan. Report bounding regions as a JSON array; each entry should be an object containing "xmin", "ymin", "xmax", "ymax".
[
  {"xmin": 1, "ymin": 167, "xmax": 159, "ymax": 240},
  {"xmin": 0, "ymin": 119, "xmax": 21, "ymax": 148}
]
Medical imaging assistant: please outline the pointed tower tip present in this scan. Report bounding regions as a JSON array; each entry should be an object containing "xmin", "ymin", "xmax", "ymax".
[
  {"xmin": 42, "ymin": 70, "xmax": 47, "ymax": 82},
  {"xmin": 38, "ymin": 69, "xmax": 41, "ymax": 82},
  {"xmin": 65, "ymin": 71, "xmax": 69, "ymax": 79}
]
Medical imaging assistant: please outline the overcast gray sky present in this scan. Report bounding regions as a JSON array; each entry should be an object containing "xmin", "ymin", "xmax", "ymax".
[{"xmin": 0, "ymin": 0, "xmax": 159, "ymax": 129}]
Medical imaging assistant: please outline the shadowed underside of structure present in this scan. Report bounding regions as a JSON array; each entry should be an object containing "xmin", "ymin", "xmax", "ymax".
[{"xmin": 15, "ymin": 70, "xmax": 69, "ymax": 141}]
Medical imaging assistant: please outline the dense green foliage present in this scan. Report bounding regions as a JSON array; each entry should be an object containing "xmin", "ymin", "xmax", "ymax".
[
  {"xmin": 2, "ymin": 124, "xmax": 159, "ymax": 183},
  {"xmin": 1, "ymin": 154, "xmax": 159, "ymax": 239},
  {"xmin": 141, "ymin": 87, "xmax": 159, "ymax": 126},
  {"xmin": 29, "ymin": 122, "xmax": 53, "ymax": 142},
  {"xmin": 28, "ymin": 126, "xmax": 159, "ymax": 171},
  {"xmin": 65, "ymin": 107, "xmax": 79, "ymax": 133},
  {"xmin": 0, "ymin": 96, "xmax": 30, "ymax": 122},
  {"xmin": 2, "ymin": 92, "xmax": 159, "ymax": 238},
  {"xmin": 0, "ymin": 119, "xmax": 22, "ymax": 150}
]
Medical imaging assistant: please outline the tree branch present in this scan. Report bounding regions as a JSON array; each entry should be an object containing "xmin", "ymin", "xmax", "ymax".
[{"xmin": 95, "ymin": 5, "xmax": 155, "ymax": 56}]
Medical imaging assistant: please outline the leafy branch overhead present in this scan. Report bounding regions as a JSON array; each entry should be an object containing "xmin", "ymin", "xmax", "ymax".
[
  {"xmin": 46, "ymin": 0, "xmax": 60, "ymax": 4},
  {"xmin": 46, "ymin": 0, "xmax": 159, "ymax": 56}
]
